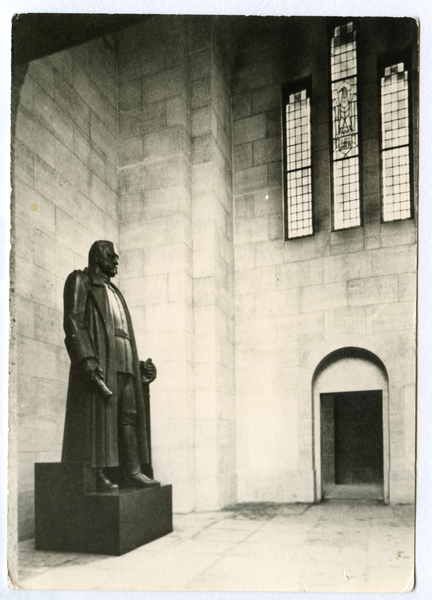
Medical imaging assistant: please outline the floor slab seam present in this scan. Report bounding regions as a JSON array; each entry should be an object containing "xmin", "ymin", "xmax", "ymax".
[
  {"xmin": 184, "ymin": 516, "xmax": 273, "ymax": 589},
  {"xmin": 16, "ymin": 501, "xmax": 415, "ymax": 592}
]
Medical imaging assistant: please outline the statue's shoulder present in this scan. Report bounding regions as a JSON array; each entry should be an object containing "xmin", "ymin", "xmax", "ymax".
[{"xmin": 65, "ymin": 268, "xmax": 91, "ymax": 287}]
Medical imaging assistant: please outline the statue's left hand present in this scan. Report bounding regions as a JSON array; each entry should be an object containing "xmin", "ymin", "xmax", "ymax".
[{"xmin": 140, "ymin": 358, "xmax": 157, "ymax": 384}]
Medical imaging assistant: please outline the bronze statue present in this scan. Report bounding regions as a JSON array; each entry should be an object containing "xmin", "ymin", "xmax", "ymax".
[{"xmin": 61, "ymin": 240, "xmax": 159, "ymax": 493}]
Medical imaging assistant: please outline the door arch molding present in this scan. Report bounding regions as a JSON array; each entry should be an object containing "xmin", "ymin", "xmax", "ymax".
[{"xmin": 312, "ymin": 346, "xmax": 389, "ymax": 503}]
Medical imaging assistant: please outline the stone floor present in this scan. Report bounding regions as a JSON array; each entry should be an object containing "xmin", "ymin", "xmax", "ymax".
[{"xmin": 14, "ymin": 499, "xmax": 414, "ymax": 592}]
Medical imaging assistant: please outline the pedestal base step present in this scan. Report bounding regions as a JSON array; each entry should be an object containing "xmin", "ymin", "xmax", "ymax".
[{"xmin": 35, "ymin": 462, "xmax": 173, "ymax": 556}]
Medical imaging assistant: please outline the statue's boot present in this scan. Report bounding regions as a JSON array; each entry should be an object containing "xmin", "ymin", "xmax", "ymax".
[
  {"xmin": 121, "ymin": 424, "xmax": 160, "ymax": 487},
  {"xmin": 97, "ymin": 468, "xmax": 119, "ymax": 493}
]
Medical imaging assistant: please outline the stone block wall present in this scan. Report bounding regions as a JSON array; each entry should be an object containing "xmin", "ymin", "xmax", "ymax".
[
  {"xmin": 10, "ymin": 36, "xmax": 119, "ymax": 540},
  {"xmin": 233, "ymin": 18, "xmax": 418, "ymax": 503},
  {"xmin": 189, "ymin": 18, "xmax": 237, "ymax": 510},
  {"xmin": 116, "ymin": 16, "xmax": 237, "ymax": 512},
  {"xmin": 11, "ymin": 16, "xmax": 238, "ymax": 541},
  {"xmin": 117, "ymin": 16, "xmax": 195, "ymax": 512}
]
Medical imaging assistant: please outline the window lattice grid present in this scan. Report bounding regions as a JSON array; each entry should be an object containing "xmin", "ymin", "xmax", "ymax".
[
  {"xmin": 286, "ymin": 91, "xmax": 311, "ymax": 171},
  {"xmin": 330, "ymin": 22, "xmax": 361, "ymax": 230},
  {"xmin": 381, "ymin": 62, "xmax": 411, "ymax": 222},
  {"xmin": 287, "ymin": 169, "xmax": 313, "ymax": 238},
  {"xmin": 382, "ymin": 65, "xmax": 409, "ymax": 150},
  {"xmin": 331, "ymin": 23, "xmax": 357, "ymax": 82},
  {"xmin": 285, "ymin": 89, "xmax": 313, "ymax": 238},
  {"xmin": 382, "ymin": 146, "xmax": 411, "ymax": 221},
  {"xmin": 333, "ymin": 157, "xmax": 361, "ymax": 230}
]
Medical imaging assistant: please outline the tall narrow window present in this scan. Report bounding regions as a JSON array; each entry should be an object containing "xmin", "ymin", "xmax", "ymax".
[
  {"xmin": 284, "ymin": 87, "xmax": 313, "ymax": 239},
  {"xmin": 381, "ymin": 62, "xmax": 411, "ymax": 221},
  {"xmin": 331, "ymin": 22, "xmax": 361, "ymax": 230}
]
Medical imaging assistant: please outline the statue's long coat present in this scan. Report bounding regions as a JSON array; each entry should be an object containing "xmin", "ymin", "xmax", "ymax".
[{"xmin": 61, "ymin": 267, "xmax": 150, "ymax": 468}]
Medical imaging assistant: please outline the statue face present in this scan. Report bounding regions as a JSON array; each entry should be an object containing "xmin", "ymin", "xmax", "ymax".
[{"xmin": 98, "ymin": 243, "xmax": 119, "ymax": 278}]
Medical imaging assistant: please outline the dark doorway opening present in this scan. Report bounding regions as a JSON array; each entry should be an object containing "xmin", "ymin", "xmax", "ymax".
[{"xmin": 321, "ymin": 390, "xmax": 384, "ymax": 499}]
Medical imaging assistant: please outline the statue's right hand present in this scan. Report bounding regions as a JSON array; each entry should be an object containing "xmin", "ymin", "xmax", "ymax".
[{"xmin": 82, "ymin": 357, "xmax": 104, "ymax": 382}]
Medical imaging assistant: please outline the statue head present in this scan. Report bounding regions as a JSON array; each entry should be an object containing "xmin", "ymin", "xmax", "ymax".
[{"xmin": 89, "ymin": 240, "xmax": 119, "ymax": 278}]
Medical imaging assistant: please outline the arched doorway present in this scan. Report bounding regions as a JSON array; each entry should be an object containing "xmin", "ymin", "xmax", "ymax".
[{"xmin": 313, "ymin": 348, "xmax": 389, "ymax": 503}]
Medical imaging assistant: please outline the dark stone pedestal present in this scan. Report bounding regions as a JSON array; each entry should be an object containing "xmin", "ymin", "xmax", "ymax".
[{"xmin": 35, "ymin": 463, "xmax": 173, "ymax": 556}]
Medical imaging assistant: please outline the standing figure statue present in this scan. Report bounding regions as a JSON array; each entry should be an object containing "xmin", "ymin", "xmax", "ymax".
[{"xmin": 61, "ymin": 240, "xmax": 159, "ymax": 493}]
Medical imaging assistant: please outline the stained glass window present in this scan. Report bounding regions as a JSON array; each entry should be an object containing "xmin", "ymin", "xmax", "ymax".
[
  {"xmin": 285, "ymin": 89, "xmax": 313, "ymax": 238},
  {"xmin": 381, "ymin": 62, "xmax": 411, "ymax": 221},
  {"xmin": 331, "ymin": 22, "xmax": 361, "ymax": 230}
]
